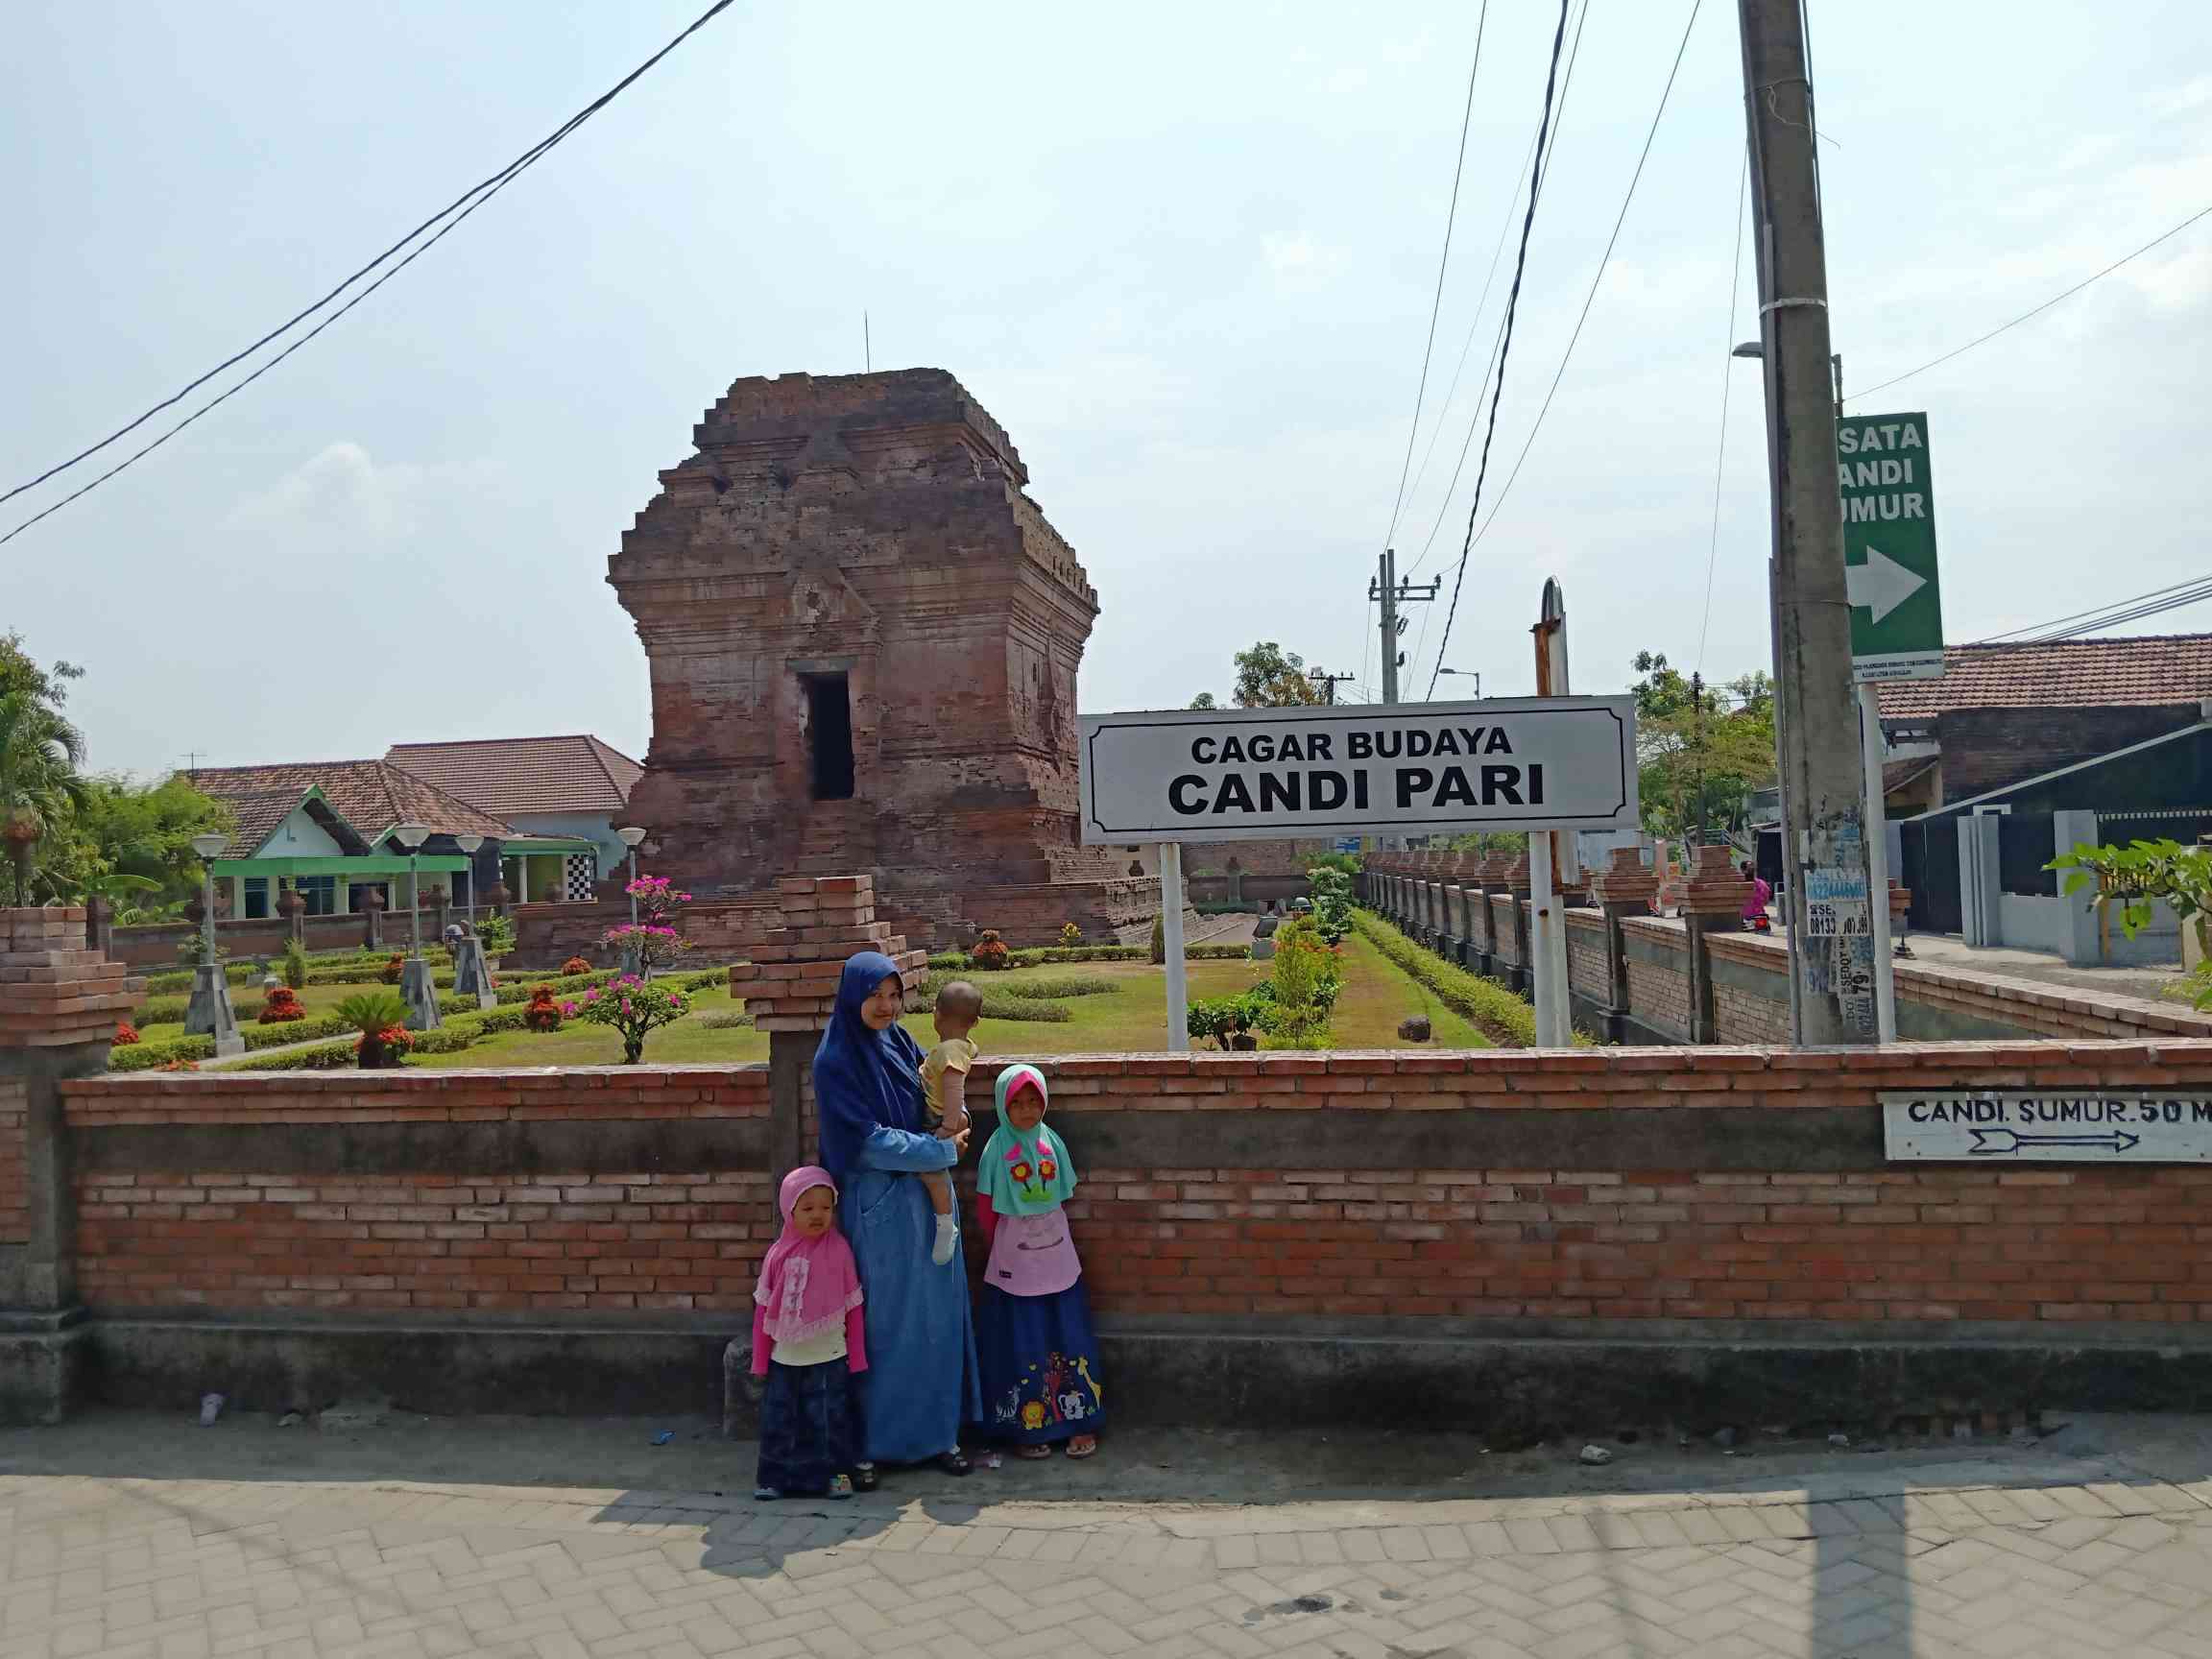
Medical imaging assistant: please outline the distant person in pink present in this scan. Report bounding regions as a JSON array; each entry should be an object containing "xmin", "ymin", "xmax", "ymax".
[{"xmin": 1740, "ymin": 860, "xmax": 1772, "ymax": 927}]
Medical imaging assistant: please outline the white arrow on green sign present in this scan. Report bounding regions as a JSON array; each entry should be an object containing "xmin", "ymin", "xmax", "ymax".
[{"xmin": 1838, "ymin": 410, "xmax": 1944, "ymax": 683}]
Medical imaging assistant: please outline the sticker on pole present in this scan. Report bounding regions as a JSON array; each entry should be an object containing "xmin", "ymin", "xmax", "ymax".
[
  {"xmin": 1840, "ymin": 411, "xmax": 1945, "ymax": 683},
  {"xmin": 1077, "ymin": 698, "xmax": 1636, "ymax": 846},
  {"xmin": 1883, "ymin": 1092, "xmax": 2212, "ymax": 1162}
]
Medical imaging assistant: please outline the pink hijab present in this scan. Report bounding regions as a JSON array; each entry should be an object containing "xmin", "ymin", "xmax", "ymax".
[{"xmin": 753, "ymin": 1166, "xmax": 864, "ymax": 1347}]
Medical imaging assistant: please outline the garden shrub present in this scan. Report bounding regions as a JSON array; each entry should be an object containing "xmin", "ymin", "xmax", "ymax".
[
  {"xmin": 135, "ymin": 998, "xmax": 190, "ymax": 1026},
  {"xmin": 1059, "ymin": 923, "xmax": 1083, "ymax": 948},
  {"xmin": 561, "ymin": 955, "xmax": 593, "ymax": 976},
  {"xmin": 257, "ymin": 986, "xmax": 307, "ymax": 1024},
  {"xmin": 406, "ymin": 1026, "xmax": 482, "ymax": 1055},
  {"xmin": 523, "ymin": 985, "xmax": 563, "ymax": 1032},
  {"xmin": 977, "ymin": 994, "xmax": 1071, "ymax": 1023},
  {"xmin": 971, "ymin": 929, "xmax": 1012, "ymax": 971},
  {"xmin": 562, "ymin": 974, "xmax": 691, "ymax": 1064},
  {"xmin": 108, "ymin": 1034, "xmax": 217, "ymax": 1072},
  {"xmin": 232, "ymin": 1042, "xmax": 357, "ymax": 1071},
  {"xmin": 1003, "ymin": 974, "xmax": 1115, "ymax": 998},
  {"xmin": 1148, "ymin": 914, "xmax": 1166, "ymax": 965},
  {"xmin": 113, "ymin": 1021, "xmax": 140, "ymax": 1046},
  {"xmin": 697, "ymin": 1009, "xmax": 753, "ymax": 1030},
  {"xmin": 281, "ymin": 939, "xmax": 308, "ymax": 990},
  {"xmin": 378, "ymin": 954, "xmax": 405, "ymax": 985}
]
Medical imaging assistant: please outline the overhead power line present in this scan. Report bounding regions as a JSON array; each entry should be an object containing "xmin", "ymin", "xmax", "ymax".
[
  {"xmin": 1444, "ymin": 0, "xmax": 1705, "ymax": 596},
  {"xmin": 1425, "ymin": 0, "xmax": 1574, "ymax": 701},
  {"xmin": 1, "ymin": 0, "xmax": 737, "ymax": 543},
  {"xmin": 1697, "ymin": 149, "xmax": 1750, "ymax": 674},
  {"xmin": 1976, "ymin": 570, "xmax": 2212, "ymax": 644},
  {"xmin": 1379, "ymin": 2, "xmax": 1491, "ymax": 552},
  {"xmin": 1847, "ymin": 201, "xmax": 2212, "ymax": 403}
]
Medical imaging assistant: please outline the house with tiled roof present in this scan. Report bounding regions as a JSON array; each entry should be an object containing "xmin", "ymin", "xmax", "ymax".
[
  {"xmin": 386, "ymin": 734, "xmax": 643, "ymax": 901},
  {"xmin": 181, "ymin": 758, "xmax": 597, "ymax": 921},
  {"xmin": 1873, "ymin": 633, "xmax": 2212, "ymax": 810}
]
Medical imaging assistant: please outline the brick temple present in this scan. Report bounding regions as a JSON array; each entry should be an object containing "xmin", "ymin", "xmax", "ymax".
[{"xmin": 609, "ymin": 369, "xmax": 1160, "ymax": 949}]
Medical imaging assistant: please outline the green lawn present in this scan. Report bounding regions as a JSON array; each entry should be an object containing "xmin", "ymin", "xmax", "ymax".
[
  {"xmin": 399, "ymin": 946, "xmax": 1489, "ymax": 1070},
  {"xmin": 135, "ymin": 979, "xmax": 383, "ymax": 1043}
]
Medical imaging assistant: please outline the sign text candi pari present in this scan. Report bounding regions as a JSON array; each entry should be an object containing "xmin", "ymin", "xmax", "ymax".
[{"xmin": 1078, "ymin": 698, "xmax": 1638, "ymax": 846}]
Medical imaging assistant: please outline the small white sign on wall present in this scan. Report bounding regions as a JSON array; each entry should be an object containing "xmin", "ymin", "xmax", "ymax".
[{"xmin": 1883, "ymin": 1091, "xmax": 2212, "ymax": 1163}]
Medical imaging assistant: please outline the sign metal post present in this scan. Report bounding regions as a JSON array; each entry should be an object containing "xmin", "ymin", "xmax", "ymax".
[{"xmin": 1841, "ymin": 408, "xmax": 1945, "ymax": 1045}]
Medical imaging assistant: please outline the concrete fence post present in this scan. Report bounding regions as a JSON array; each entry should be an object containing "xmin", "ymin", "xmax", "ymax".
[
  {"xmin": 1503, "ymin": 854, "xmax": 1533, "ymax": 993},
  {"xmin": 1588, "ymin": 848, "xmax": 1660, "ymax": 1042},
  {"xmin": 1678, "ymin": 847, "xmax": 1756, "ymax": 1045},
  {"xmin": 0, "ymin": 906, "xmax": 144, "ymax": 1424}
]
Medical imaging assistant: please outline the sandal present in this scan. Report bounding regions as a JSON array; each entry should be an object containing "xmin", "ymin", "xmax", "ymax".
[
  {"xmin": 1066, "ymin": 1436, "xmax": 1098, "ymax": 1460},
  {"xmin": 851, "ymin": 1463, "xmax": 878, "ymax": 1494},
  {"xmin": 936, "ymin": 1449, "xmax": 973, "ymax": 1478},
  {"xmin": 1014, "ymin": 1444, "xmax": 1052, "ymax": 1460}
]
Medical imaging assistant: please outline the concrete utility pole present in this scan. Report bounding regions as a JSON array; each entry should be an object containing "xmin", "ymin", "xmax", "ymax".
[
  {"xmin": 1369, "ymin": 550, "xmax": 1440, "ymax": 708},
  {"xmin": 1740, "ymin": 0, "xmax": 1877, "ymax": 1044}
]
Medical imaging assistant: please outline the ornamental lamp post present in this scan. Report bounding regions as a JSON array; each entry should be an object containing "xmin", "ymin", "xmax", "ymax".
[
  {"xmin": 184, "ymin": 831, "xmax": 244, "ymax": 1055},
  {"xmin": 455, "ymin": 833, "xmax": 484, "ymax": 930},
  {"xmin": 390, "ymin": 823, "xmax": 440, "ymax": 1030},
  {"xmin": 189, "ymin": 833, "xmax": 228, "ymax": 967},
  {"xmin": 616, "ymin": 826, "xmax": 647, "ymax": 976}
]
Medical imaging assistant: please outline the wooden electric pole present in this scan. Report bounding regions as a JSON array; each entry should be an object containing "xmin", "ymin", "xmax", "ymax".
[{"xmin": 1739, "ymin": 0, "xmax": 1876, "ymax": 1044}]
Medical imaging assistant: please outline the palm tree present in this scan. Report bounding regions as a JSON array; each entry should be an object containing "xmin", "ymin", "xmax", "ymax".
[{"xmin": 0, "ymin": 687, "xmax": 88, "ymax": 904}]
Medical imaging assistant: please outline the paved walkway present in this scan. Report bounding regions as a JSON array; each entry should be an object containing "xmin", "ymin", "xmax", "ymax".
[{"xmin": 7, "ymin": 1429, "xmax": 2212, "ymax": 1657}]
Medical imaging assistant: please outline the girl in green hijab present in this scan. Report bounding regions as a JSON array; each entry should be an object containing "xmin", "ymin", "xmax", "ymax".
[{"xmin": 974, "ymin": 1063, "xmax": 1103, "ymax": 1458}]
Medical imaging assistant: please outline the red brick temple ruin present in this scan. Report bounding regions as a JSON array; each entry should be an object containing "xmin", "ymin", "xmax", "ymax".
[{"xmin": 608, "ymin": 370, "xmax": 1163, "ymax": 949}]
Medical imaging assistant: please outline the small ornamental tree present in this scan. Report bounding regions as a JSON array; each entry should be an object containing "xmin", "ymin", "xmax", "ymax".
[
  {"xmin": 2052, "ymin": 837, "xmax": 2212, "ymax": 1005},
  {"xmin": 1059, "ymin": 922, "xmax": 1083, "ymax": 949},
  {"xmin": 379, "ymin": 953, "xmax": 405, "ymax": 985},
  {"xmin": 603, "ymin": 875, "xmax": 694, "ymax": 978},
  {"xmin": 564, "ymin": 974, "xmax": 690, "ymax": 1063},
  {"xmin": 1309, "ymin": 867, "xmax": 1355, "ymax": 943},
  {"xmin": 337, "ymin": 992, "xmax": 412, "ymax": 1070},
  {"xmin": 281, "ymin": 938, "xmax": 308, "ymax": 990},
  {"xmin": 561, "ymin": 955, "xmax": 592, "ymax": 976},
  {"xmin": 972, "ymin": 928, "xmax": 1012, "ymax": 971}
]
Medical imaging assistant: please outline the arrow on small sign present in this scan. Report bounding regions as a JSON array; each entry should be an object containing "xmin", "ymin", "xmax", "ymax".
[
  {"xmin": 1845, "ymin": 545, "xmax": 1927, "ymax": 625},
  {"xmin": 1968, "ymin": 1127, "xmax": 2140, "ymax": 1156}
]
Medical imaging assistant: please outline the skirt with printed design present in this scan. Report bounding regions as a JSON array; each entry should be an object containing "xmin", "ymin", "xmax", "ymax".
[
  {"xmin": 757, "ymin": 1357, "xmax": 860, "ymax": 1495},
  {"xmin": 977, "ymin": 1282, "xmax": 1105, "ymax": 1445}
]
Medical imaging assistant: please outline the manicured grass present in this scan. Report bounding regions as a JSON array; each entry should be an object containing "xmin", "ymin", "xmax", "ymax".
[
  {"xmin": 401, "ymin": 950, "xmax": 1481, "ymax": 1069},
  {"xmin": 135, "ymin": 979, "xmax": 380, "ymax": 1042},
  {"xmin": 1324, "ymin": 930, "xmax": 1492, "ymax": 1048}
]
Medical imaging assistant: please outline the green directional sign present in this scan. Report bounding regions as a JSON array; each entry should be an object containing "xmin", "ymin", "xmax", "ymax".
[{"xmin": 1838, "ymin": 409, "xmax": 1944, "ymax": 683}]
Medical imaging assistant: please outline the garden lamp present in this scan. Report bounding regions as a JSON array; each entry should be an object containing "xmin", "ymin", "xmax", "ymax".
[
  {"xmin": 455, "ymin": 833, "xmax": 484, "ymax": 928},
  {"xmin": 617, "ymin": 826, "xmax": 647, "ymax": 928},
  {"xmin": 392, "ymin": 823, "xmax": 430, "ymax": 958},
  {"xmin": 190, "ymin": 832, "xmax": 228, "ymax": 965}
]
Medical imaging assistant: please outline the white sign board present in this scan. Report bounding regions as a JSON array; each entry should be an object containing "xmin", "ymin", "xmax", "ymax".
[
  {"xmin": 1078, "ymin": 697, "xmax": 1636, "ymax": 846},
  {"xmin": 1884, "ymin": 1092, "xmax": 2212, "ymax": 1163}
]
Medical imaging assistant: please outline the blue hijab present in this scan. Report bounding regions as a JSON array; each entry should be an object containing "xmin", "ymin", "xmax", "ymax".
[{"xmin": 813, "ymin": 950, "xmax": 926, "ymax": 1183}]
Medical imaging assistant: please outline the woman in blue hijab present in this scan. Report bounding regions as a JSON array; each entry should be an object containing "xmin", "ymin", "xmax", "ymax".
[{"xmin": 813, "ymin": 950, "xmax": 979, "ymax": 1479}]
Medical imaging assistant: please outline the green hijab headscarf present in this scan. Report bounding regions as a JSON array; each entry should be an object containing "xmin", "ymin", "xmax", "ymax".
[{"xmin": 977, "ymin": 1063, "xmax": 1077, "ymax": 1216}]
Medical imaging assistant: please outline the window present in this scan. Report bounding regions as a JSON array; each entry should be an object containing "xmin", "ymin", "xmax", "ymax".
[
  {"xmin": 804, "ymin": 672, "xmax": 855, "ymax": 801},
  {"xmin": 296, "ymin": 876, "xmax": 336, "ymax": 916},
  {"xmin": 243, "ymin": 878, "xmax": 269, "ymax": 920},
  {"xmin": 349, "ymin": 881, "xmax": 389, "ymax": 915}
]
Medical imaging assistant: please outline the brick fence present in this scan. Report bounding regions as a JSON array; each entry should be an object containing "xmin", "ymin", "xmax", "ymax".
[
  {"xmin": 1363, "ymin": 857, "xmax": 2212, "ymax": 1046},
  {"xmin": 9, "ymin": 897, "xmax": 2212, "ymax": 1434}
]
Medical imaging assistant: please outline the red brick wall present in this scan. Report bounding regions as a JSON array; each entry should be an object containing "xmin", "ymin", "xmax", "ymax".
[
  {"xmin": 1488, "ymin": 896, "xmax": 1522, "ymax": 966},
  {"xmin": 0, "ymin": 1077, "xmax": 26, "ymax": 1244},
  {"xmin": 66, "ymin": 1070, "xmax": 770, "ymax": 1315},
  {"xmin": 55, "ymin": 1046, "xmax": 2212, "ymax": 1332},
  {"xmin": 1566, "ymin": 911, "xmax": 1608, "ymax": 1000},
  {"xmin": 1623, "ymin": 920, "xmax": 1693, "ymax": 1037}
]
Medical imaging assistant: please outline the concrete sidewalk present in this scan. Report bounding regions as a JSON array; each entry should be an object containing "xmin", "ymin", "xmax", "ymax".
[{"xmin": 5, "ymin": 1411, "xmax": 2212, "ymax": 1656}]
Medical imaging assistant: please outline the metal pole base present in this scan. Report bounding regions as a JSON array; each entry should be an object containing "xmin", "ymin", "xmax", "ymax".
[
  {"xmin": 399, "ymin": 959, "xmax": 443, "ymax": 1031},
  {"xmin": 183, "ymin": 963, "xmax": 245, "ymax": 1057}
]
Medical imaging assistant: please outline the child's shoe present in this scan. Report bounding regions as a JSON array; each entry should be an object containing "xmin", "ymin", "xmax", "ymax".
[
  {"xmin": 829, "ymin": 1474, "xmax": 854, "ymax": 1500},
  {"xmin": 931, "ymin": 1214, "xmax": 959, "ymax": 1265}
]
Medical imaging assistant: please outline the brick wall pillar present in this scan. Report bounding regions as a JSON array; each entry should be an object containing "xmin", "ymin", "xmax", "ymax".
[
  {"xmin": 1588, "ymin": 847, "xmax": 1660, "ymax": 1042},
  {"xmin": 1678, "ymin": 846, "xmax": 1755, "ymax": 1045},
  {"xmin": 1, "ymin": 906, "xmax": 144, "ymax": 1424},
  {"xmin": 1469, "ymin": 854, "xmax": 1505, "ymax": 973},
  {"xmin": 1503, "ymin": 854, "xmax": 1533, "ymax": 992}
]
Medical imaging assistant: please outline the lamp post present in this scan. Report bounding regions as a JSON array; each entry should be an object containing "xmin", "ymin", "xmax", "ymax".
[
  {"xmin": 1436, "ymin": 668, "xmax": 1481, "ymax": 697},
  {"xmin": 616, "ymin": 826, "xmax": 647, "ymax": 977},
  {"xmin": 390, "ymin": 823, "xmax": 440, "ymax": 1030},
  {"xmin": 184, "ymin": 832, "xmax": 244, "ymax": 1056},
  {"xmin": 455, "ymin": 834, "xmax": 483, "ymax": 931}
]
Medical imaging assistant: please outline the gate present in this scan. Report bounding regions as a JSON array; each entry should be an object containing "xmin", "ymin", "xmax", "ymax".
[
  {"xmin": 1900, "ymin": 817, "xmax": 1961, "ymax": 935},
  {"xmin": 1996, "ymin": 812, "xmax": 2058, "ymax": 896}
]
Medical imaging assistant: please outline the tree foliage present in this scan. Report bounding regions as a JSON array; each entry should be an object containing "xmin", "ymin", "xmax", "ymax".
[
  {"xmin": 0, "ymin": 634, "xmax": 88, "ymax": 902},
  {"xmin": 1630, "ymin": 651, "xmax": 1776, "ymax": 841},
  {"xmin": 1191, "ymin": 641, "xmax": 1325, "ymax": 709}
]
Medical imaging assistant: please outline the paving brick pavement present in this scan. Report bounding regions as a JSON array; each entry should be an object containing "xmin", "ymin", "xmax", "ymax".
[{"xmin": 5, "ymin": 1459, "xmax": 2212, "ymax": 1656}]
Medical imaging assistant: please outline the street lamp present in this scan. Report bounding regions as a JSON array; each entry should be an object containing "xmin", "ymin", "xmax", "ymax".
[
  {"xmin": 454, "ymin": 833, "xmax": 484, "ymax": 930},
  {"xmin": 616, "ymin": 826, "xmax": 647, "ymax": 975},
  {"xmin": 392, "ymin": 823, "xmax": 430, "ymax": 959},
  {"xmin": 1436, "ymin": 668, "xmax": 1481, "ymax": 697},
  {"xmin": 1735, "ymin": 339, "xmax": 1842, "ymax": 412},
  {"xmin": 189, "ymin": 832, "xmax": 228, "ymax": 967}
]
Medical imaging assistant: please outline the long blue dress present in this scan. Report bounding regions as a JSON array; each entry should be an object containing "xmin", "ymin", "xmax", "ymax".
[
  {"xmin": 814, "ymin": 951, "xmax": 980, "ymax": 1465},
  {"xmin": 844, "ymin": 1132, "xmax": 980, "ymax": 1463}
]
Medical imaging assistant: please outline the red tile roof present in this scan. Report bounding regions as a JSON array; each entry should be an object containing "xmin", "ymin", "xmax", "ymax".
[
  {"xmin": 385, "ymin": 734, "xmax": 643, "ymax": 818},
  {"xmin": 1875, "ymin": 634, "xmax": 2212, "ymax": 720},
  {"xmin": 183, "ymin": 761, "xmax": 515, "ymax": 854}
]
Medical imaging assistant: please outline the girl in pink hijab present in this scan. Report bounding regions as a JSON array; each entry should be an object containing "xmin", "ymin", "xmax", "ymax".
[{"xmin": 751, "ymin": 1166, "xmax": 869, "ymax": 1500}]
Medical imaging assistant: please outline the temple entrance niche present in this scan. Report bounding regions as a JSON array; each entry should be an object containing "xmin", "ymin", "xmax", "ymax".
[{"xmin": 803, "ymin": 670, "xmax": 855, "ymax": 802}]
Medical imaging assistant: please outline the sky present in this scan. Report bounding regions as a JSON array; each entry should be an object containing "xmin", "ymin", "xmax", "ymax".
[{"xmin": 7, "ymin": 1, "xmax": 2210, "ymax": 779}]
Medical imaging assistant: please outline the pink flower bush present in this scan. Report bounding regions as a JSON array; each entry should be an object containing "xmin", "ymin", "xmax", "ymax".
[{"xmin": 565, "ymin": 974, "xmax": 690, "ymax": 1064}]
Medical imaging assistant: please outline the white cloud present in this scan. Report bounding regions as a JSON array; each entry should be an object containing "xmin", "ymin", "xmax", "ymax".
[
  {"xmin": 2153, "ymin": 75, "xmax": 2212, "ymax": 116},
  {"xmin": 1259, "ymin": 233, "xmax": 1347, "ymax": 290}
]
